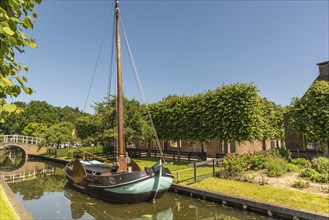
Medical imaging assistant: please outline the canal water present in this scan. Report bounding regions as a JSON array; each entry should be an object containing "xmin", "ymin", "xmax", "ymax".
[{"xmin": 0, "ymin": 148, "xmax": 271, "ymax": 220}]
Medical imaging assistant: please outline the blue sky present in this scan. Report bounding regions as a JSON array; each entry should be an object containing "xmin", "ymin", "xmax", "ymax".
[{"xmin": 12, "ymin": 0, "xmax": 329, "ymax": 113}]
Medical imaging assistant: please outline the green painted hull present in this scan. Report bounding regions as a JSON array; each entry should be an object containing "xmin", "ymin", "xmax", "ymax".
[{"xmin": 64, "ymin": 160, "xmax": 174, "ymax": 203}]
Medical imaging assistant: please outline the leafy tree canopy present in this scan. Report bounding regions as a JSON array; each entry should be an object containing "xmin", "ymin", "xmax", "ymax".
[
  {"xmin": 42, "ymin": 121, "xmax": 75, "ymax": 146},
  {"xmin": 0, "ymin": 0, "xmax": 42, "ymax": 122},
  {"xmin": 22, "ymin": 122, "xmax": 47, "ymax": 137},
  {"xmin": 151, "ymin": 83, "xmax": 284, "ymax": 144},
  {"xmin": 0, "ymin": 100, "xmax": 85, "ymax": 136},
  {"xmin": 84, "ymin": 97, "xmax": 154, "ymax": 145},
  {"xmin": 23, "ymin": 100, "xmax": 60, "ymax": 127},
  {"xmin": 289, "ymin": 81, "xmax": 329, "ymax": 142}
]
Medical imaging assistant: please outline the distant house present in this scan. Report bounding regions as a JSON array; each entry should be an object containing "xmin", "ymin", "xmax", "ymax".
[{"xmin": 284, "ymin": 61, "xmax": 329, "ymax": 157}]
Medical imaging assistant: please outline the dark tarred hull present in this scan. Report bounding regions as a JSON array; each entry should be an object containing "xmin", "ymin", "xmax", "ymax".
[{"xmin": 63, "ymin": 161, "xmax": 173, "ymax": 203}]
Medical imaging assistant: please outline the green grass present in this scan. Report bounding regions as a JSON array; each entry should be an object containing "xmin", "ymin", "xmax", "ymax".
[
  {"xmin": 133, "ymin": 158, "xmax": 220, "ymax": 183},
  {"xmin": 32, "ymin": 155, "xmax": 329, "ymax": 213},
  {"xmin": 192, "ymin": 177, "xmax": 329, "ymax": 214},
  {"xmin": 0, "ymin": 185, "xmax": 20, "ymax": 220},
  {"xmin": 133, "ymin": 158, "xmax": 188, "ymax": 172}
]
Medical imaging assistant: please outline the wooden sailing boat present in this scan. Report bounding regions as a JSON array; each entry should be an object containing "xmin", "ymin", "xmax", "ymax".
[{"xmin": 63, "ymin": 0, "xmax": 173, "ymax": 203}]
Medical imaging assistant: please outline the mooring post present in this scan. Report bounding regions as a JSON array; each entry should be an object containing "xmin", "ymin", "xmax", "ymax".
[
  {"xmin": 176, "ymin": 172, "xmax": 180, "ymax": 183},
  {"xmin": 194, "ymin": 162, "xmax": 197, "ymax": 183},
  {"xmin": 212, "ymin": 159, "xmax": 215, "ymax": 177}
]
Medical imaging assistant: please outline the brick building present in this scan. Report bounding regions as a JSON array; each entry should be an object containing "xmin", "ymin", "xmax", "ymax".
[{"xmin": 136, "ymin": 139, "xmax": 280, "ymax": 158}]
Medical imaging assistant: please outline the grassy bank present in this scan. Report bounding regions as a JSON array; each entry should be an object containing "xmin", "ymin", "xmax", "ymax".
[
  {"xmin": 192, "ymin": 177, "xmax": 329, "ymax": 214},
  {"xmin": 134, "ymin": 158, "xmax": 220, "ymax": 183},
  {"xmin": 0, "ymin": 185, "xmax": 20, "ymax": 220}
]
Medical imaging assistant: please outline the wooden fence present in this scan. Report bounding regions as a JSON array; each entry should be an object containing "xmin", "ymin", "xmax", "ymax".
[
  {"xmin": 290, "ymin": 149, "xmax": 323, "ymax": 159},
  {"xmin": 187, "ymin": 158, "xmax": 224, "ymax": 184},
  {"xmin": 88, "ymin": 152, "xmax": 115, "ymax": 162},
  {"xmin": 126, "ymin": 148, "xmax": 207, "ymax": 162}
]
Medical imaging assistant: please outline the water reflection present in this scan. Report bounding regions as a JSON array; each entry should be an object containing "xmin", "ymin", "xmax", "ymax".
[
  {"xmin": 5, "ymin": 160, "xmax": 270, "ymax": 220},
  {"xmin": 64, "ymin": 186, "xmax": 173, "ymax": 220},
  {"xmin": 0, "ymin": 146, "xmax": 26, "ymax": 172}
]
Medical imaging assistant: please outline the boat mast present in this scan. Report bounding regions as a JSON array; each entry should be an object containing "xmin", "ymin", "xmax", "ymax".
[{"xmin": 116, "ymin": 0, "xmax": 126, "ymax": 172}]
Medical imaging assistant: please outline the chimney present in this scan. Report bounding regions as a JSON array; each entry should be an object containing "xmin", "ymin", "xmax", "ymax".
[{"xmin": 316, "ymin": 61, "xmax": 329, "ymax": 81}]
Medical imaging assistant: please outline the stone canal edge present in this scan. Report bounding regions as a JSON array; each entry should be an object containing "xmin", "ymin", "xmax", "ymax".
[
  {"xmin": 1, "ymin": 154, "xmax": 328, "ymax": 220},
  {"xmin": 0, "ymin": 178, "xmax": 33, "ymax": 220},
  {"xmin": 170, "ymin": 184, "xmax": 328, "ymax": 220}
]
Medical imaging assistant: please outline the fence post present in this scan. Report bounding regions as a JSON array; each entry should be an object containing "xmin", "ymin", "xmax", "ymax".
[
  {"xmin": 176, "ymin": 172, "xmax": 180, "ymax": 183},
  {"xmin": 188, "ymin": 152, "xmax": 191, "ymax": 162},
  {"xmin": 212, "ymin": 159, "xmax": 215, "ymax": 177},
  {"xmin": 194, "ymin": 162, "xmax": 197, "ymax": 183},
  {"xmin": 297, "ymin": 149, "xmax": 300, "ymax": 158}
]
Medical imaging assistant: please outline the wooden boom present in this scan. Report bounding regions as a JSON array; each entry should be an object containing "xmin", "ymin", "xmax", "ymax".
[{"xmin": 72, "ymin": 147, "xmax": 112, "ymax": 164}]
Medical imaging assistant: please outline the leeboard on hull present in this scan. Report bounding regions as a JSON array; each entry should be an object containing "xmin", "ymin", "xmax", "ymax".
[{"xmin": 63, "ymin": 159, "xmax": 174, "ymax": 203}]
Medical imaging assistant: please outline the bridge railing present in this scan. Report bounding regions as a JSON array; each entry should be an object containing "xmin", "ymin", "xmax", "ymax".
[
  {"xmin": 1, "ymin": 135, "xmax": 42, "ymax": 145},
  {"xmin": 1, "ymin": 168, "xmax": 55, "ymax": 183}
]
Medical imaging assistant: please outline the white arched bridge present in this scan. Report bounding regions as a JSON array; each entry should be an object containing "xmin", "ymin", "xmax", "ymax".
[{"xmin": 0, "ymin": 134, "xmax": 43, "ymax": 155}]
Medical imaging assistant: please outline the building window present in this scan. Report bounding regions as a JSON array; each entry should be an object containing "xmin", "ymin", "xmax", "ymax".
[
  {"xmin": 270, "ymin": 141, "xmax": 275, "ymax": 150},
  {"xmin": 230, "ymin": 141, "xmax": 236, "ymax": 153},
  {"xmin": 223, "ymin": 142, "xmax": 228, "ymax": 154}
]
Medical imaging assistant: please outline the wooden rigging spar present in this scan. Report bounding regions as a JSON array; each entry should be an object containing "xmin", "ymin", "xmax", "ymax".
[
  {"xmin": 115, "ymin": 0, "xmax": 126, "ymax": 172},
  {"xmin": 62, "ymin": 0, "xmax": 174, "ymax": 204}
]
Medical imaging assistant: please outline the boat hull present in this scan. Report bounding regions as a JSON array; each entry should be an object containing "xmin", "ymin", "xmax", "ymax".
[{"xmin": 63, "ymin": 160, "xmax": 173, "ymax": 203}]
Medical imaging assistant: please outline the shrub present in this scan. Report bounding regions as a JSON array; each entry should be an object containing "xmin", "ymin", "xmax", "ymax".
[
  {"xmin": 310, "ymin": 173, "xmax": 329, "ymax": 183},
  {"xmin": 311, "ymin": 157, "xmax": 329, "ymax": 174},
  {"xmin": 249, "ymin": 152, "xmax": 269, "ymax": 170},
  {"xmin": 275, "ymin": 149, "xmax": 292, "ymax": 161},
  {"xmin": 55, "ymin": 148, "xmax": 74, "ymax": 158},
  {"xmin": 300, "ymin": 168, "xmax": 318, "ymax": 178},
  {"xmin": 248, "ymin": 150, "xmax": 280, "ymax": 171},
  {"xmin": 66, "ymin": 151, "xmax": 73, "ymax": 159},
  {"xmin": 222, "ymin": 153, "xmax": 250, "ymax": 177},
  {"xmin": 259, "ymin": 173, "xmax": 269, "ymax": 185},
  {"xmin": 287, "ymin": 163, "xmax": 300, "ymax": 172},
  {"xmin": 73, "ymin": 151, "xmax": 83, "ymax": 158},
  {"xmin": 265, "ymin": 157, "xmax": 289, "ymax": 177},
  {"xmin": 290, "ymin": 158, "xmax": 308, "ymax": 167},
  {"xmin": 292, "ymin": 179, "xmax": 310, "ymax": 189}
]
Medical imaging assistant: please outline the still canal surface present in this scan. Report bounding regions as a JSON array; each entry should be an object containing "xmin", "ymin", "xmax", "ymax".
[{"xmin": 0, "ymin": 147, "xmax": 271, "ymax": 219}]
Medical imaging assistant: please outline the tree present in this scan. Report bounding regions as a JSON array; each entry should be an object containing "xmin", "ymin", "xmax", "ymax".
[
  {"xmin": 75, "ymin": 114, "xmax": 103, "ymax": 145},
  {"xmin": 123, "ymin": 99, "xmax": 154, "ymax": 143},
  {"xmin": 204, "ymin": 83, "xmax": 264, "ymax": 143},
  {"xmin": 259, "ymin": 98, "xmax": 285, "ymax": 149},
  {"xmin": 0, "ymin": 101, "xmax": 26, "ymax": 134},
  {"xmin": 22, "ymin": 122, "xmax": 47, "ymax": 137},
  {"xmin": 22, "ymin": 101, "xmax": 60, "ymax": 127},
  {"xmin": 84, "ymin": 97, "xmax": 154, "ymax": 146},
  {"xmin": 42, "ymin": 122, "xmax": 75, "ymax": 146},
  {"xmin": 0, "ymin": 0, "xmax": 42, "ymax": 122},
  {"xmin": 151, "ymin": 83, "xmax": 285, "ymax": 146},
  {"xmin": 289, "ymin": 81, "xmax": 329, "ymax": 143},
  {"xmin": 58, "ymin": 106, "xmax": 85, "ymax": 124}
]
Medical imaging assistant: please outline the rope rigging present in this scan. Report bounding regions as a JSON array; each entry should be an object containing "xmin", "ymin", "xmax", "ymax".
[
  {"xmin": 82, "ymin": 3, "xmax": 166, "ymax": 163},
  {"xmin": 83, "ymin": 2, "xmax": 115, "ymax": 112},
  {"xmin": 120, "ymin": 15, "xmax": 166, "ymax": 163}
]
